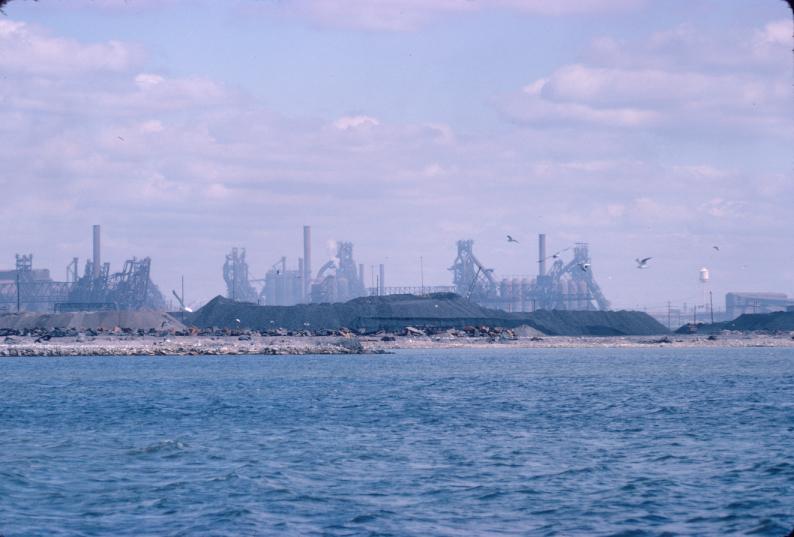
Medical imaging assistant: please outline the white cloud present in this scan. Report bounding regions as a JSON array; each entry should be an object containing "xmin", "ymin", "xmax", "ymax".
[
  {"xmin": 504, "ymin": 20, "xmax": 793, "ymax": 135},
  {"xmin": 263, "ymin": 0, "xmax": 643, "ymax": 31},
  {"xmin": 0, "ymin": 12, "xmax": 791, "ymax": 307},
  {"xmin": 333, "ymin": 115, "xmax": 380, "ymax": 130},
  {"xmin": 0, "ymin": 19, "xmax": 140, "ymax": 74}
]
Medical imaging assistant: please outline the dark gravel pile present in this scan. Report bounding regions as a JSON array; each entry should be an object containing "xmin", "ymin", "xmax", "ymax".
[
  {"xmin": 189, "ymin": 293, "xmax": 668, "ymax": 336},
  {"xmin": 525, "ymin": 310, "xmax": 669, "ymax": 336},
  {"xmin": 0, "ymin": 311, "xmax": 185, "ymax": 332},
  {"xmin": 677, "ymin": 311, "xmax": 794, "ymax": 334}
]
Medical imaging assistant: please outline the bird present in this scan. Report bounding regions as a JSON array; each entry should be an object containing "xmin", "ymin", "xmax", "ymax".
[
  {"xmin": 538, "ymin": 247, "xmax": 571, "ymax": 263},
  {"xmin": 712, "ymin": 246, "xmax": 720, "ymax": 251},
  {"xmin": 234, "ymin": 318, "xmax": 241, "ymax": 324},
  {"xmin": 636, "ymin": 257, "xmax": 652, "ymax": 269},
  {"xmin": 117, "ymin": 136, "xmax": 125, "ymax": 142},
  {"xmin": 578, "ymin": 262, "xmax": 591, "ymax": 272},
  {"xmin": 507, "ymin": 235, "xmax": 519, "ymax": 244}
]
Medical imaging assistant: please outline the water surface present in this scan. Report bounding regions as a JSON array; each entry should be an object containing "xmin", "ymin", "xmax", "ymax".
[{"xmin": 1, "ymin": 348, "xmax": 793, "ymax": 535}]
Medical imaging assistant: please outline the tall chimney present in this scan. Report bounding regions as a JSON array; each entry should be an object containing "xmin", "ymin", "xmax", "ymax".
[
  {"xmin": 538, "ymin": 233, "xmax": 546, "ymax": 278},
  {"xmin": 359, "ymin": 263, "xmax": 365, "ymax": 286},
  {"xmin": 303, "ymin": 225, "xmax": 312, "ymax": 297},
  {"xmin": 92, "ymin": 224, "xmax": 101, "ymax": 278},
  {"xmin": 379, "ymin": 263, "xmax": 385, "ymax": 296}
]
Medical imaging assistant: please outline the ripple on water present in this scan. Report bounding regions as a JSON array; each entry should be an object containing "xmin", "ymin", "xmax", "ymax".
[{"xmin": 0, "ymin": 348, "xmax": 793, "ymax": 536}]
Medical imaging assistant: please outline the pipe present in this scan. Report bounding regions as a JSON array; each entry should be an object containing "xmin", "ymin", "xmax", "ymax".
[
  {"xmin": 303, "ymin": 225, "xmax": 311, "ymax": 296},
  {"xmin": 92, "ymin": 225, "xmax": 101, "ymax": 278}
]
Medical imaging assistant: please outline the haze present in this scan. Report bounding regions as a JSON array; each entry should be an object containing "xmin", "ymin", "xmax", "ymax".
[{"xmin": 1, "ymin": 0, "xmax": 791, "ymax": 311}]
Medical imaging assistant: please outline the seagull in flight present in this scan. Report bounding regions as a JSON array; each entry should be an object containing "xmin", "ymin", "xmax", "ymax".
[
  {"xmin": 538, "ymin": 247, "xmax": 572, "ymax": 262},
  {"xmin": 506, "ymin": 235, "xmax": 519, "ymax": 244},
  {"xmin": 578, "ymin": 262, "xmax": 591, "ymax": 272},
  {"xmin": 636, "ymin": 257, "xmax": 652, "ymax": 269},
  {"xmin": 712, "ymin": 246, "xmax": 720, "ymax": 251}
]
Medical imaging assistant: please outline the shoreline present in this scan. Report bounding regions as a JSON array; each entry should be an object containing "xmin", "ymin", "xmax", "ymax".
[{"xmin": 1, "ymin": 333, "xmax": 793, "ymax": 357}]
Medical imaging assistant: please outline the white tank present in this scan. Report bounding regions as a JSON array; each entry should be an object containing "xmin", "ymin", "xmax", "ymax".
[{"xmin": 699, "ymin": 267, "xmax": 710, "ymax": 283}]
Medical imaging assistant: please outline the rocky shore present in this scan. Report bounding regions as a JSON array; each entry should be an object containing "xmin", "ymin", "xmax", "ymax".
[{"xmin": 1, "ymin": 330, "xmax": 793, "ymax": 357}]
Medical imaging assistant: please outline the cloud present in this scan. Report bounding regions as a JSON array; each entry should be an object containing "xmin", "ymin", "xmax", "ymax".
[
  {"xmin": 502, "ymin": 20, "xmax": 794, "ymax": 137},
  {"xmin": 333, "ymin": 115, "xmax": 380, "ymax": 130},
  {"xmin": 0, "ymin": 11, "xmax": 791, "ymax": 308},
  {"xmin": 0, "ymin": 19, "xmax": 140, "ymax": 74},
  {"xmin": 258, "ymin": 0, "xmax": 644, "ymax": 31}
]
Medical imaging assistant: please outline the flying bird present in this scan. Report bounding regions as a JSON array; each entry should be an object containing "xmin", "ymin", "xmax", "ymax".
[
  {"xmin": 506, "ymin": 235, "xmax": 519, "ymax": 244},
  {"xmin": 713, "ymin": 246, "xmax": 720, "ymax": 251},
  {"xmin": 578, "ymin": 262, "xmax": 591, "ymax": 272},
  {"xmin": 538, "ymin": 247, "xmax": 572, "ymax": 262},
  {"xmin": 117, "ymin": 136, "xmax": 125, "ymax": 142},
  {"xmin": 636, "ymin": 257, "xmax": 652, "ymax": 269}
]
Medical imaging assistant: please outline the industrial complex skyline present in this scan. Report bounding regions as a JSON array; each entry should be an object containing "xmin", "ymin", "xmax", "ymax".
[{"xmin": 0, "ymin": 0, "xmax": 792, "ymax": 310}]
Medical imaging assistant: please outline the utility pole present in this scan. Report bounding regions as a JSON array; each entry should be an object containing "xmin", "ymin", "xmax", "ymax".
[
  {"xmin": 16, "ymin": 270, "xmax": 20, "ymax": 313},
  {"xmin": 709, "ymin": 291, "xmax": 714, "ymax": 324},
  {"xmin": 667, "ymin": 301, "xmax": 671, "ymax": 330},
  {"xmin": 181, "ymin": 275, "xmax": 185, "ymax": 324},
  {"xmin": 420, "ymin": 256, "xmax": 424, "ymax": 295}
]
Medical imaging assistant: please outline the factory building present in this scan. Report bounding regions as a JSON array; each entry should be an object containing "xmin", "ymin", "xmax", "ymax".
[
  {"xmin": 725, "ymin": 292, "xmax": 794, "ymax": 319},
  {"xmin": 450, "ymin": 234, "xmax": 610, "ymax": 312},
  {"xmin": 0, "ymin": 226, "xmax": 165, "ymax": 312},
  {"xmin": 223, "ymin": 225, "xmax": 369, "ymax": 306}
]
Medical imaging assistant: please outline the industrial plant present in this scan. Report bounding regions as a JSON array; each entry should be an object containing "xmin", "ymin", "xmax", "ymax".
[
  {"xmin": 221, "ymin": 226, "xmax": 377, "ymax": 306},
  {"xmin": 2, "ymin": 223, "xmax": 792, "ymax": 327},
  {"xmin": 450, "ymin": 234, "xmax": 610, "ymax": 312},
  {"xmin": 0, "ymin": 225, "xmax": 165, "ymax": 313}
]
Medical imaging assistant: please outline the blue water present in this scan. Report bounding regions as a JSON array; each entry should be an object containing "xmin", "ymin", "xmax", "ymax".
[{"xmin": 1, "ymin": 348, "xmax": 793, "ymax": 536}]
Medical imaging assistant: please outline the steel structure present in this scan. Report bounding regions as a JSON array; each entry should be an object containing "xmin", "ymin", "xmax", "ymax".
[
  {"xmin": 67, "ymin": 256, "xmax": 165, "ymax": 310},
  {"xmin": 0, "ymin": 254, "xmax": 71, "ymax": 312},
  {"xmin": 450, "ymin": 240, "xmax": 498, "ymax": 302},
  {"xmin": 449, "ymin": 236, "xmax": 611, "ymax": 311},
  {"xmin": 310, "ymin": 242, "xmax": 367, "ymax": 303},
  {"xmin": 223, "ymin": 247, "xmax": 259, "ymax": 303}
]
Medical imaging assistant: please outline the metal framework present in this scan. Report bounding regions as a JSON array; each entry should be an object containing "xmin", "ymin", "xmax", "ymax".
[
  {"xmin": 67, "ymin": 256, "xmax": 165, "ymax": 310},
  {"xmin": 449, "ymin": 238, "xmax": 611, "ymax": 312},
  {"xmin": 449, "ymin": 240, "xmax": 498, "ymax": 301},
  {"xmin": 223, "ymin": 248, "xmax": 259, "ymax": 303}
]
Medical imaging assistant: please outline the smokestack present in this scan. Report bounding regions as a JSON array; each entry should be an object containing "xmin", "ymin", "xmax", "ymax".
[
  {"xmin": 538, "ymin": 233, "xmax": 546, "ymax": 278},
  {"xmin": 92, "ymin": 224, "xmax": 101, "ymax": 278},
  {"xmin": 379, "ymin": 263, "xmax": 385, "ymax": 296},
  {"xmin": 303, "ymin": 225, "xmax": 312, "ymax": 296},
  {"xmin": 359, "ymin": 263, "xmax": 365, "ymax": 285}
]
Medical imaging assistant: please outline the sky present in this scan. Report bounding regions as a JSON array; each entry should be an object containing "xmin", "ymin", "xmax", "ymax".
[{"xmin": 0, "ymin": 0, "xmax": 792, "ymax": 310}]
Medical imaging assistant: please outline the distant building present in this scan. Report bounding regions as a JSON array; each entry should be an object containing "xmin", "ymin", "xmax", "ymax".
[{"xmin": 725, "ymin": 292, "xmax": 794, "ymax": 319}]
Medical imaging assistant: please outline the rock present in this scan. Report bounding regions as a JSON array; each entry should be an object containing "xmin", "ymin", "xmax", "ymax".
[
  {"xmin": 336, "ymin": 337, "xmax": 364, "ymax": 353},
  {"xmin": 380, "ymin": 335, "xmax": 396, "ymax": 342},
  {"xmin": 404, "ymin": 326, "xmax": 426, "ymax": 336}
]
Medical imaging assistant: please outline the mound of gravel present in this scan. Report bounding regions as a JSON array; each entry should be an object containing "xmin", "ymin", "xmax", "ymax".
[
  {"xmin": 525, "ymin": 310, "xmax": 668, "ymax": 336},
  {"xmin": 0, "ymin": 311, "xmax": 185, "ymax": 331},
  {"xmin": 189, "ymin": 294, "xmax": 668, "ymax": 336},
  {"xmin": 677, "ymin": 311, "xmax": 794, "ymax": 334}
]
